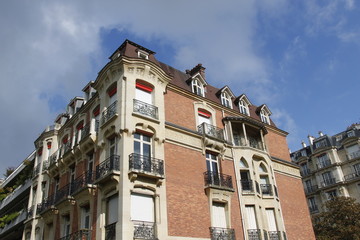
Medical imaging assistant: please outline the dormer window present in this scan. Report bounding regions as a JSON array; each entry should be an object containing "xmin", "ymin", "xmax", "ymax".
[
  {"xmin": 260, "ymin": 109, "xmax": 270, "ymax": 124},
  {"xmin": 192, "ymin": 79, "xmax": 204, "ymax": 97},
  {"xmin": 239, "ymin": 100, "xmax": 249, "ymax": 115},
  {"xmin": 221, "ymin": 92, "xmax": 232, "ymax": 108},
  {"xmin": 137, "ymin": 50, "xmax": 149, "ymax": 60}
]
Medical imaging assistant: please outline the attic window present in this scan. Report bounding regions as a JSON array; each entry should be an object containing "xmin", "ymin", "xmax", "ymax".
[
  {"xmin": 260, "ymin": 109, "xmax": 270, "ymax": 125},
  {"xmin": 192, "ymin": 79, "xmax": 204, "ymax": 97},
  {"xmin": 221, "ymin": 92, "xmax": 232, "ymax": 108},
  {"xmin": 138, "ymin": 50, "xmax": 149, "ymax": 60},
  {"xmin": 239, "ymin": 100, "xmax": 249, "ymax": 116}
]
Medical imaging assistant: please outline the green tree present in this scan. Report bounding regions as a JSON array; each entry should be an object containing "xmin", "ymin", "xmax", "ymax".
[
  {"xmin": 4, "ymin": 167, "xmax": 15, "ymax": 177},
  {"xmin": 313, "ymin": 196, "xmax": 360, "ymax": 240}
]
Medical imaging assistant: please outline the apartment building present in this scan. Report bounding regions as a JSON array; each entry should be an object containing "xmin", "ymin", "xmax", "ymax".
[
  {"xmin": 290, "ymin": 124, "xmax": 360, "ymax": 217},
  {"xmin": 0, "ymin": 39, "xmax": 314, "ymax": 240}
]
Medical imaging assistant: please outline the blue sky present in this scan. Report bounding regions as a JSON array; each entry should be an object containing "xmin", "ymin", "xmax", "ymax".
[{"xmin": 0, "ymin": 0, "xmax": 359, "ymax": 176}]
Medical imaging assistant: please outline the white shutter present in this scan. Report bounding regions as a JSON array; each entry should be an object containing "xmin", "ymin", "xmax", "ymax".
[
  {"xmin": 245, "ymin": 206, "xmax": 258, "ymax": 229},
  {"xmin": 198, "ymin": 115, "xmax": 211, "ymax": 125},
  {"xmin": 107, "ymin": 195, "xmax": 118, "ymax": 224},
  {"xmin": 136, "ymin": 88, "xmax": 152, "ymax": 104},
  {"xmin": 131, "ymin": 194, "xmax": 154, "ymax": 222},
  {"xmin": 266, "ymin": 209, "xmax": 277, "ymax": 231},
  {"xmin": 212, "ymin": 202, "xmax": 227, "ymax": 228}
]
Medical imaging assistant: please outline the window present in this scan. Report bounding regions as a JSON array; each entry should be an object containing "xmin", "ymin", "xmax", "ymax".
[
  {"xmin": 212, "ymin": 202, "xmax": 228, "ymax": 228},
  {"xmin": 109, "ymin": 137, "xmax": 117, "ymax": 157},
  {"xmin": 300, "ymin": 164, "xmax": 310, "ymax": 175},
  {"xmin": 192, "ymin": 79, "xmax": 204, "ymax": 97},
  {"xmin": 107, "ymin": 195, "xmax": 118, "ymax": 225},
  {"xmin": 265, "ymin": 209, "xmax": 278, "ymax": 232},
  {"xmin": 347, "ymin": 144, "xmax": 360, "ymax": 160},
  {"xmin": 135, "ymin": 81, "xmax": 153, "ymax": 104},
  {"xmin": 317, "ymin": 154, "xmax": 330, "ymax": 168},
  {"xmin": 308, "ymin": 197, "xmax": 317, "ymax": 211},
  {"xmin": 35, "ymin": 227, "xmax": 41, "ymax": 240},
  {"xmin": 81, "ymin": 206, "xmax": 91, "ymax": 229},
  {"xmin": 305, "ymin": 179, "xmax": 312, "ymax": 190},
  {"xmin": 315, "ymin": 139, "xmax": 327, "ymax": 148},
  {"xmin": 322, "ymin": 171, "xmax": 334, "ymax": 186},
  {"xmin": 260, "ymin": 109, "xmax": 270, "ymax": 125},
  {"xmin": 347, "ymin": 130, "xmax": 355, "ymax": 137},
  {"xmin": 69, "ymin": 166, "xmax": 75, "ymax": 193},
  {"xmin": 326, "ymin": 190, "xmax": 337, "ymax": 200},
  {"xmin": 62, "ymin": 215, "xmax": 71, "ymax": 237},
  {"xmin": 75, "ymin": 121, "xmax": 84, "ymax": 144},
  {"xmin": 221, "ymin": 92, "xmax": 232, "ymax": 108},
  {"xmin": 133, "ymin": 133, "xmax": 152, "ymax": 172},
  {"xmin": 301, "ymin": 149, "xmax": 307, "ymax": 157},
  {"xmin": 206, "ymin": 153, "xmax": 218, "ymax": 174},
  {"xmin": 354, "ymin": 163, "xmax": 360, "ymax": 175},
  {"xmin": 54, "ymin": 177, "xmax": 59, "ymax": 197},
  {"xmin": 239, "ymin": 100, "xmax": 249, "ymax": 116},
  {"xmin": 131, "ymin": 193, "xmax": 154, "ymax": 222},
  {"xmin": 198, "ymin": 109, "xmax": 212, "ymax": 126},
  {"xmin": 245, "ymin": 205, "xmax": 258, "ymax": 231},
  {"xmin": 138, "ymin": 50, "xmax": 149, "ymax": 59}
]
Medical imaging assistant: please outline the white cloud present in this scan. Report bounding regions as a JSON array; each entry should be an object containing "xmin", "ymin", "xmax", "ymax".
[{"xmin": 0, "ymin": 0, "xmax": 289, "ymax": 174}]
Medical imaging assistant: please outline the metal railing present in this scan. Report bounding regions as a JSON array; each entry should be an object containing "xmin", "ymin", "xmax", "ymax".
[
  {"xmin": 95, "ymin": 155, "xmax": 120, "ymax": 181},
  {"xmin": 133, "ymin": 99, "xmax": 158, "ymax": 119},
  {"xmin": 58, "ymin": 229, "xmax": 92, "ymax": 240},
  {"xmin": 260, "ymin": 184, "xmax": 273, "ymax": 196},
  {"xmin": 240, "ymin": 180, "xmax": 254, "ymax": 193},
  {"xmin": 129, "ymin": 153, "xmax": 164, "ymax": 176},
  {"xmin": 54, "ymin": 183, "xmax": 71, "ymax": 204},
  {"xmin": 209, "ymin": 227, "xmax": 235, "ymax": 240},
  {"xmin": 63, "ymin": 142, "xmax": 72, "ymax": 155},
  {"xmin": 204, "ymin": 171, "xmax": 233, "ymax": 189},
  {"xmin": 248, "ymin": 229, "xmax": 261, "ymax": 240},
  {"xmin": 268, "ymin": 231, "xmax": 281, "ymax": 240},
  {"xmin": 198, "ymin": 123, "xmax": 225, "ymax": 141},
  {"xmin": 344, "ymin": 172, "xmax": 360, "ymax": 181},
  {"xmin": 133, "ymin": 221, "xmax": 156, "ymax": 239},
  {"xmin": 101, "ymin": 101, "xmax": 117, "ymax": 126},
  {"xmin": 49, "ymin": 149, "xmax": 60, "ymax": 166},
  {"xmin": 37, "ymin": 194, "xmax": 55, "ymax": 213},
  {"xmin": 321, "ymin": 178, "xmax": 336, "ymax": 187},
  {"xmin": 105, "ymin": 222, "xmax": 116, "ymax": 240},
  {"xmin": 70, "ymin": 171, "xmax": 94, "ymax": 195}
]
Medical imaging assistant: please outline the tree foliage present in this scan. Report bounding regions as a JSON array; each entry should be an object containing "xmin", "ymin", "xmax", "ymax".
[
  {"xmin": 3, "ymin": 167, "xmax": 15, "ymax": 177},
  {"xmin": 313, "ymin": 196, "xmax": 360, "ymax": 240}
]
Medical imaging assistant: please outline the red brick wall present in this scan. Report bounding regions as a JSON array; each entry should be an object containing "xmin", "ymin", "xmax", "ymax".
[
  {"xmin": 265, "ymin": 130, "xmax": 291, "ymax": 161},
  {"xmin": 165, "ymin": 90, "xmax": 196, "ymax": 130},
  {"xmin": 275, "ymin": 173, "xmax": 315, "ymax": 240}
]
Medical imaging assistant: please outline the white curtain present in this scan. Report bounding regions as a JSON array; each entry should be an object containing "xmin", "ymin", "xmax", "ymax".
[
  {"xmin": 245, "ymin": 206, "xmax": 258, "ymax": 229},
  {"xmin": 266, "ymin": 209, "xmax": 277, "ymax": 231}
]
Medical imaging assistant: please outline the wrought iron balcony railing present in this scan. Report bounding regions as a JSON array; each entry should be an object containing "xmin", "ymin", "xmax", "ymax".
[
  {"xmin": 59, "ymin": 229, "xmax": 91, "ymax": 240},
  {"xmin": 70, "ymin": 171, "xmax": 94, "ymax": 195},
  {"xmin": 204, "ymin": 171, "xmax": 233, "ymax": 190},
  {"xmin": 198, "ymin": 123, "xmax": 225, "ymax": 141},
  {"xmin": 133, "ymin": 221, "xmax": 156, "ymax": 239},
  {"xmin": 260, "ymin": 184, "xmax": 273, "ymax": 196},
  {"xmin": 63, "ymin": 142, "xmax": 72, "ymax": 155},
  {"xmin": 344, "ymin": 172, "xmax": 360, "ymax": 181},
  {"xmin": 95, "ymin": 155, "xmax": 120, "ymax": 181},
  {"xmin": 240, "ymin": 180, "xmax": 254, "ymax": 193},
  {"xmin": 129, "ymin": 153, "xmax": 164, "ymax": 176},
  {"xmin": 305, "ymin": 185, "xmax": 319, "ymax": 194},
  {"xmin": 133, "ymin": 99, "xmax": 158, "ymax": 119},
  {"xmin": 49, "ymin": 149, "xmax": 61, "ymax": 166},
  {"xmin": 101, "ymin": 101, "xmax": 117, "ymax": 126},
  {"xmin": 105, "ymin": 222, "xmax": 116, "ymax": 240},
  {"xmin": 37, "ymin": 194, "xmax": 55, "ymax": 213},
  {"xmin": 209, "ymin": 227, "xmax": 235, "ymax": 240},
  {"xmin": 54, "ymin": 183, "xmax": 71, "ymax": 204},
  {"xmin": 321, "ymin": 178, "xmax": 337, "ymax": 187},
  {"xmin": 80, "ymin": 120, "xmax": 99, "ymax": 141},
  {"xmin": 248, "ymin": 229, "xmax": 261, "ymax": 240},
  {"xmin": 268, "ymin": 231, "xmax": 281, "ymax": 240}
]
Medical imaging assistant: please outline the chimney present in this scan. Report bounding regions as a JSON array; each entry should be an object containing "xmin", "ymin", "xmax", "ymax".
[
  {"xmin": 308, "ymin": 135, "xmax": 314, "ymax": 145},
  {"xmin": 318, "ymin": 131, "xmax": 324, "ymax": 137},
  {"xmin": 301, "ymin": 141, "xmax": 307, "ymax": 148},
  {"xmin": 186, "ymin": 63, "xmax": 206, "ymax": 79}
]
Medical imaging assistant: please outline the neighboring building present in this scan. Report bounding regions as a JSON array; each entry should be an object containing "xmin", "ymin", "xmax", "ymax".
[
  {"xmin": 0, "ymin": 152, "xmax": 35, "ymax": 240},
  {"xmin": 2, "ymin": 39, "xmax": 314, "ymax": 240},
  {"xmin": 290, "ymin": 124, "xmax": 360, "ymax": 218}
]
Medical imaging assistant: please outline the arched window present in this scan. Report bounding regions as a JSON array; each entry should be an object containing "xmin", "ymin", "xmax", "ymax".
[{"xmin": 240, "ymin": 158, "xmax": 252, "ymax": 192}]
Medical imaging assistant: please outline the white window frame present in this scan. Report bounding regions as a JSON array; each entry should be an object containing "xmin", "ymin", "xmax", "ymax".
[
  {"xmin": 239, "ymin": 100, "xmax": 249, "ymax": 116},
  {"xmin": 81, "ymin": 206, "xmax": 91, "ymax": 229},
  {"xmin": 221, "ymin": 92, "xmax": 232, "ymax": 108},
  {"xmin": 206, "ymin": 153, "xmax": 218, "ymax": 173},
  {"xmin": 137, "ymin": 50, "xmax": 149, "ymax": 60},
  {"xmin": 260, "ymin": 109, "xmax": 270, "ymax": 125},
  {"xmin": 192, "ymin": 79, "xmax": 204, "ymax": 97}
]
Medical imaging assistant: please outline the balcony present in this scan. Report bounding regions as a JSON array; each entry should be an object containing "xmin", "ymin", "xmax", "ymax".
[
  {"xmin": 305, "ymin": 185, "xmax": 319, "ymax": 195},
  {"xmin": 0, "ymin": 180, "xmax": 31, "ymax": 212},
  {"xmin": 198, "ymin": 123, "xmax": 225, "ymax": 141},
  {"xmin": 209, "ymin": 227, "xmax": 235, "ymax": 240},
  {"xmin": 309, "ymin": 205, "xmax": 319, "ymax": 213},
  {"xmin": 317, "ymin": 159, "xmax": 332, "ymax": 169},
  {"xmin": 105, "ymin": 222, "xmax": 116, "ymax": 240},
  {"xmin": 260, "ymin": 184, "xmax": 273, "ymax": 196},
  {"xmin": 240, "ymin": 180, "xmax": 254, "ymax": 194},
  {"xmin": 80, "ymin": 120, "xmax": 99, "ymax": 142},
  {"xmin": 321, "ymin": 178, "xmax": 337, "ymax": 187},
  {"xmin": 204, "ymin": 171, "xmax": 234, "ymax": 191},
  {"xmin": 0, "ymin": 210, "xmax": 27, "ymax": 236},
  {"xmin": 54, "ymin": 183, "xmax": 72, "ymax": 205},
  {"xmin": 101, "ymin": 101, "xmax": 117, "ymax": 126},
  {"xmin": 95, "ymin": 155, "xmax": 120, "ymax": 183},
  {"xmin": 62, "ymin": 142, "xmax": 72, "ymax": 156},
  {"xmin": 37, "ymin": 194, "xmax": 55, "ymax": 214},
  {"xmin": 344, "ymin": 172, "xmax": 360, "ymax": 181},
  {"xmin": 133, "ymin": 221, "xmax": 156, "ymax": 240},
  {"xmin": 247, "ymin": 229, "xmax": 261, "ymax": 240},
  {"xmin": 348, "ymin": 150, "xmax": 360, "ymax": 160},
  {"xmin": 129, "ymin": 153, "xmax": 164, "ymax": 178},
  {"xmin": 133, "ymin": 99, "xmax": 158, "ymax": 120},
  {"xmin": 70, "ymin": 171, "xmax": 95, "ymax": 195},
  {"xmin": 58, "ymin": 229, "xmax": 92, "ymax": 240}
]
